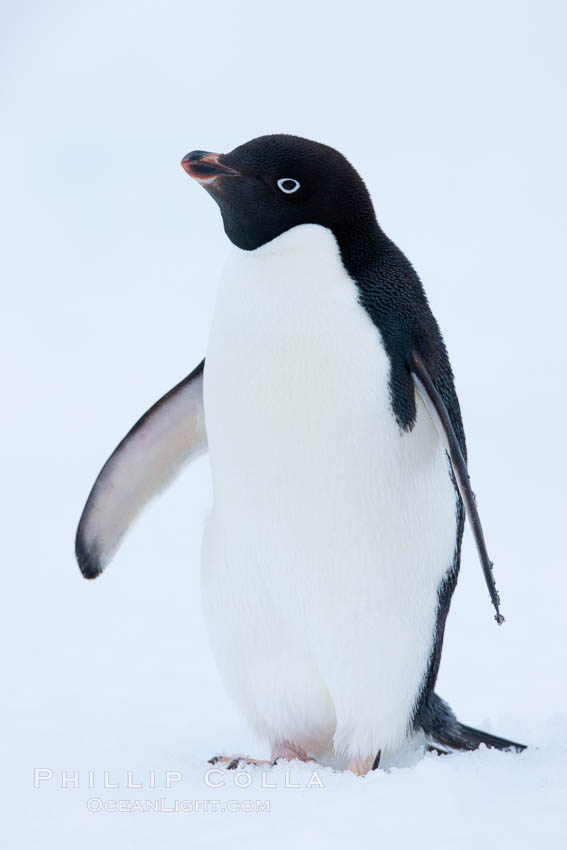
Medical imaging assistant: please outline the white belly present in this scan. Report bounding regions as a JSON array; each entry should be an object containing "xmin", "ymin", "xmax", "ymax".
[{"xmin": 201, "ymin": 224, "xmax": 457, "ymax": 760}]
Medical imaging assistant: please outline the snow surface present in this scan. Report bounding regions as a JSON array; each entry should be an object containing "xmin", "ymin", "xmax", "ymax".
[{"xmin": 2, "ymin": 1, "xmax": 567, "ymax": 847}]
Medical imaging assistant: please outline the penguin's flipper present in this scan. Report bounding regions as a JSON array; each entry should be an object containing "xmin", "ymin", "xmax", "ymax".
[
  {"xmin": 410, "ymin": 351, "xmax": 504, "ymax": 624},
  {"xmin": 75, "ymin": 360, "xmax": 207, "ymax": 579}
]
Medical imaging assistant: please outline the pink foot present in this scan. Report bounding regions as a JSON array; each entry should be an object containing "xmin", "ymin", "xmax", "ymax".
[
  {"xmin": 271, "ymin": 740, "xmax": 314, "ymax": 764},
  {"xmin": 346, "ymin": 751, "xmax": 381, "ymax": 776},
  {"xmin": 210, "ymin": 740, "xmax": 320, "ymax": 769}
]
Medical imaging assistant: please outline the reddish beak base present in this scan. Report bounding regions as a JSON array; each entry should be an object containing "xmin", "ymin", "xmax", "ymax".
[{"xmin": 180, "ymin": 151, "xmax": 240, "ymax": 184}]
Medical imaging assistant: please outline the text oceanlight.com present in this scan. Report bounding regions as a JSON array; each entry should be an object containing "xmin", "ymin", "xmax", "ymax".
[{"xmin": 86, "ymin": 798, "xmax": 270, "ymax": 813}]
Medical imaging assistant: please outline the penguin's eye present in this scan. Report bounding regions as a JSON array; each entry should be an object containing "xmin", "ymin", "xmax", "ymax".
[{"xmin": 277, "ymin": 178, "xmax": 301, "ymax": 194}]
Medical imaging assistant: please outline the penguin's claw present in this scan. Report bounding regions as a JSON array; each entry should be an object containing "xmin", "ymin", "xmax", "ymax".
[
  {"xmin": 426, "ymin": 745, "xmax": 450, "ymax": 756},
  {"xmin": 209, "ymin": 742, "xmax": 315, "ymax": 769},
  {"xmin": 208, "ymin": 755, "xmax": 273, "ymax": 769}
]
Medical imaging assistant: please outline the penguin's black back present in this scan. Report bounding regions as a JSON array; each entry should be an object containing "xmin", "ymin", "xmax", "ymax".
[{"xmin": 340, "ymin": 232, "xmax": 467, "ymax": 733}]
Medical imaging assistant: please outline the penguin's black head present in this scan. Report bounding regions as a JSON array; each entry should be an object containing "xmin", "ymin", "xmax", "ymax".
[{"xmin": 181, "ymin": 134, "xmax": 378, "ymax": 252}]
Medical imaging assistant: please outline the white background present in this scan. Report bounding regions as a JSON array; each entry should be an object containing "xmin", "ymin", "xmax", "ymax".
[{"xmin": 2, "ymin": 1, "xmax": 566, "ymax": 847}]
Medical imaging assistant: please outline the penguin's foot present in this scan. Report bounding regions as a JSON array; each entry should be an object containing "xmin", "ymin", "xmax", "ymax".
[
  {"xmin": 209, "ymin": 741, "xmax": 314, "ymax": 770},
  {"xmin": 208, "ymin": 755, "xmax": 273, "ymax": 769},
  {"xmin": 271, "ymin": 740, "xmax": 314, "ymax": 764},
  {"xmin": 346, "ymin": 751, "xmax": 381, "ymax": 776},
  {"xmin": 426, "ymin": 745, "xmax": 450, "ymax": 756}
]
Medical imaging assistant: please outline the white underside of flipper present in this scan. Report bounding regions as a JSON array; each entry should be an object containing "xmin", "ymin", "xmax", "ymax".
[
  {"xmin": 202, "ymin": 224, "xmax": 458, "ymax": 762},
  {"xmin": 76, "ymin": 365, "xmax": 206, "ymax": 577}
]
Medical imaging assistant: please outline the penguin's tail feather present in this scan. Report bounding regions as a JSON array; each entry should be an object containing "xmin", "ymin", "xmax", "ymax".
[
  {"xmin": 429, "ymin": 721, "xmax": 526, "ymax": 753},
  {"xmin": 421, "ymin": 693, "xmax": 526, "ymax": 753}
]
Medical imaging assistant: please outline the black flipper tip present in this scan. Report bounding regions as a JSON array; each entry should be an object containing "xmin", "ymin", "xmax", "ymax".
[{"xmin": 75, "ymin": 534, "xmax": 104, "ymax": 580}]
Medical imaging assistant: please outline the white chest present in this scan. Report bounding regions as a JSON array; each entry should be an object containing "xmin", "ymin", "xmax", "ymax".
[
  {"xmin": 205, "ymin": 224, "xmax": 395, "ymax": 499},
  {"xmin": 201, "ymin": 224, "xmax": 458, "ymax": 756},
  {"xmin": 204, "ymin": 223, "xmax": 450, "ymax": 529}
]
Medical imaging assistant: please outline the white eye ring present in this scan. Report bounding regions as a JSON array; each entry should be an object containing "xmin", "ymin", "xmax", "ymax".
[{"xmin": 277, "ymin": 178, "xmax": 301, "ymax": 194}]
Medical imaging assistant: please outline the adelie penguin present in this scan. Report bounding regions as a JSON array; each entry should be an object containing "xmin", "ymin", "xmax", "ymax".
[{"xmin": 76, "ymin": 134, "xmax": 525, "ymax": 772}]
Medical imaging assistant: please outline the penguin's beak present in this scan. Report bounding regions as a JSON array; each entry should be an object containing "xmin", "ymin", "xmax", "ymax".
[{"xmin": 180, "ymin": 151, "xmax": 241, "ymax": 184}]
